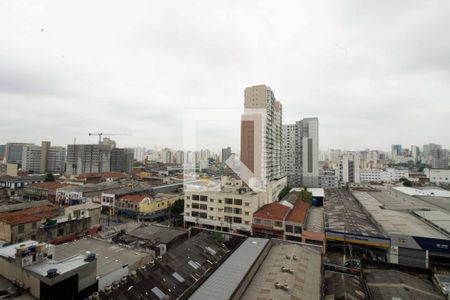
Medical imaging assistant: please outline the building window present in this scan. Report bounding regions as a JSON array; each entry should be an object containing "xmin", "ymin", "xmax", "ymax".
[
  {"xmin": 224, "ymin": 207, "xmax": 233, "ymax": 213},
  {"xmin": 199, "ymin": 212, "xmax": 207, "ymax": 219},
  {"xmin": 233, "ymin": 217, "xmax": 242, "ymax": 224},
  {"xmin": 294, "ymin": 226, "xmax": 302, "ymax": 234},
  {"xmin": 224, "ymin": 216, "xmax": 232, "ymax": 223},
  {"xmin": 185, "ymin": 212, "xmax": 190, "ymax": 216},
  {"xmin": 209, "ymin": 216, "xmax": 214, "ymax": 220},
  {"xmin": 274, "ymin": 221, "xmax": 282, "ymax": 227},
  {"xmin": 200, "ymin": 196, "xmax": 208, "ymax": 202},
  {"xmin": 192, "ymin": 203, "xmax": 199, "ymax": 209},
  {"xmin": 254, "ymin": 218, "xmax": 261, "ymax": 224},
  {"xmin": 234, "ymin": 208, "xmax": 242, "ymax": 214},
  {"xmin": 186, "ymin": 204, "xmax": 190, "ymax": 208},
  {"xmin": 234, "ymin": 199, "xmax": 242, "ymax": 205},
  {"xmin": 199, "ymin": 204, "xmax": 207, "ymax": 210},
  {"xmin": 225, "ymin": 198, "xmax": 233, "ymax": 205},
  {"xmin": 192, "ymin": 211, "xmax": 199, "ymax": 217},
  {"xmin": 210, "ymin": 199, "xmax": 214, "ymax": 203},
  {"xmin": 209, "ymin": 207, "xmax": 214, "ymax": 211},
  {"xmin": 18, "ymin": 224, "xmax": 25, "ymax": 234},
  {"xmin": 58, "ymin": 228, "xmax": 64, "ymax": 236},
  {"xmin": 186, "ymin": 196, "xmax": 190, "ymax": 200},
  {"xmin": 263, "ymin": 220, "xmax": 272, "ymax": 226},
  {"xmin": 218, "ymin": 217, "xmax": 221, "ymax": 221},
  {"xmin": 245, "ymin": 221, "xmax": 249, "ymax": 225},
  {"xmin": 32, "ymin": 222, "xmax": 37, "ymax": 229},
  {"xmin": 244, "ymin": 202, "xmax": 250, "ymax": 206},
  {"xmin": 218, "ymin": 200, "xmax": 222, "ymax": 204},
  {"xmin": 192, "ymin": 195, "xmax": 199, "ymax": 201},
  {"xmin": 285, "ymin": 225, "xmax": 293, "ymax": 233},
  {"xmin": 245, "ymin": 212, "xmax": 249, "ymax": 216}
]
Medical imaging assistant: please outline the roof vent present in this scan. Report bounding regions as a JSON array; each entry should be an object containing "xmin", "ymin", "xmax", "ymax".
[
  {"xmin": 274, "ymin": 282, "xmax": 282, "ymax": 289},
  {"xmin": 104, "ymin": 286, "xmax": 112, "ymax": 294},
  {"xmin": 285, "ymin": 255, "xmax": 291, "ymax": 259},
  {"xmin": 91, "ymin": 292, "xmax": 99, "ymax": 300},
  {"xmin": 131, "ymin": 270, "xmax": 137, "ymax": 277},
  {"xmin": 293, "ymin": 255, "xmax": 298, "ymax": 260},
  {"xmin": 85, "ymin": 253, "xmax": 96, "ymax": 262},
  {"xmin": 282, "ymin": 283, "xmax": 290, "ymax": 290},
  {"xmin": 120, "ymin": 276, "xmax": 127, "ymax": 284},
  {"xmin": 46, "ymin": 268, "xmax": 58, "ymax": 278}
]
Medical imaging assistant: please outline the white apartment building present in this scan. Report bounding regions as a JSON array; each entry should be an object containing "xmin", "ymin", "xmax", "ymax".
[
  {"xmin": 47, "ymin": 146, "xmax": 66, "ymax": 173},
  {"xmin": 22, "ymin": 145, "xmax": 41, "ymax": 173},
  {"xmin": 429, "ymin": 169, "xmax": 450, "ymax": 185},
  {"xmin": 184, "ymin": 176, "xmax": 272, "ymax": 233},
  {"xmin": 339, "ymin": 153, "xmax": 361, "ymax": 185},
  {"xmin": 282, "ymin": 118, "xmax": 319, "ymax": 187},
  {"xmin": 319, "ymin": 174, "xmax": 339, "ymax": 189},
  {"xmin": 360, "ymin": 168, "xmax": 409, "ymax": 183},
  {"xmin": 133, "ymin": 147, "xmax": 146, "ymax": 162}
]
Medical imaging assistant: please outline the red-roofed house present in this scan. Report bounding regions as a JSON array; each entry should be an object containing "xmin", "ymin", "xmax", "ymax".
[
  {"xmin": 252, "ymin": 202, "xmax": 291, "ymax": 239},
  {"xmin": 252, "ymin": 200, "xmax": 311, "ymax": 242},
  {"xmin": 23, "ymin": 182, "xmax": 69, "ymax": 202},
  {"xmin": 284, "ymin": 201, "xmax": 310, "ymax": 242}
]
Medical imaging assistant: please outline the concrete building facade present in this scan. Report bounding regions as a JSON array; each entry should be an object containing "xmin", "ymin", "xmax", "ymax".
[
  {"xmin": 282, "ymin": 118, "xmax": 319, "ymax": 187},
  {"xmin": 66, "ymin": 144, "xmax": 112, "ymax": 175}
]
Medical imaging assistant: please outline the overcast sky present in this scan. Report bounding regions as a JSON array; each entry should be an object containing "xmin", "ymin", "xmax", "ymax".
[{"xmin": 1, "ymin": 0, "xmax": 449, "ymax": 153}]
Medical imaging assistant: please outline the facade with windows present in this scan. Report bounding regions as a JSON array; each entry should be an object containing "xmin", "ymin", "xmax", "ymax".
[{"xmin": 183, "ymin": 177, "xmax": 270, "ymax": 233}]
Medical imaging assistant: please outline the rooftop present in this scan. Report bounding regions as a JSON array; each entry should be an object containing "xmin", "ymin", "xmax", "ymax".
[
  {"xmin": 125, "ymin": 225, "xmax": 187, "ymax": 245},
  {"xmin": 291, "ymin": 187, "xmax": 325, "ymax": 198},
  {"xmin": 285, "ymin": 201, "xmax": 310, "ymax": 223},
  {"xmin": 324, "ymin": 271, "xmax": 366, "ymax": 300},
  {"xmin": 240, "ymin": 241, "xmax": 322, "ymax": 300},
  {"xmin": 55, "ymin": 238, "xmax": 150, "ymax": 277},
  {"xmin": 413, "ymin": 210, "xmax": 450, "ymax": 235},
  {"xmin": 352, "ymin": 191, "xmax": 449, "ymax": 239},
  {"xmin": 324, "ymin": 189, "xmax": 386, "ymax": 237},
  {"xmin": 98, "ymin": 231, "xmax": 237, "ymax": 300},
  {"xmin": 0, "ymin": 200, "xmax": 52, "ymax": 213},
  {"xmin": 0, "ymin": 204, "xmax": 60, "ymax": 225},
  {"xmin": 363, "ymin": 268, "xmax": 445, "ymax": 299},
  {"xmin": 305, "ymin": 206, "xmax": 324, "ymax": 233},
  {"xmin": 118, "ymin": 194, "xmax": 149, "ymax": 203},
  {"xmin": 30, "ymin": 182, "xmax": 69, "ymax": 191},
  {"xmin": 254, "ymin": 202, "xmax": 291, "ymax": 221},
  {"xmin": 189, "ymin": 237, "xmax": 270, "ymax": 300},
  {"xmin": 394, "ymin": 186, "xmax": 450, "ymax": 198}
]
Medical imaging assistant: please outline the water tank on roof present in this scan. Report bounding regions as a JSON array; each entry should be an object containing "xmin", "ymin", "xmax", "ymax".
[
  {"xmin": 46, "ymin": 268, "xmax": 58, "ymax": 278},
  {"xmin": 85, "ymin": 252, "xmax": 96, "ymax": 262}
]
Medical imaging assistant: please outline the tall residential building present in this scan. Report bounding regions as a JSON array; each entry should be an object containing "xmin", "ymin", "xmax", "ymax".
[
  {"xmin": 22, "ymin": 145, "xmax": 42, "ymax": 173},
  {"xmin": 110, "ymin": 148, "xmax": 134, "ymax": 173},
  {"xmin": 431, "ymin": 149, "xmax": 449, "ymax": 169},
  {"xmin": 40, "ymin": 141, "xmax": 51, "ymax": 173},
  {"xmin": 160, "ymin": 148, "xmax": 173, "ymax": 164},
  {"xmin": 133, "ymin": 147, "xmax": 146, "ymax": 162},
  {"xmin": 174, "ymin": 150, "xmax": 184, "ymax": 164},
  {"xmin": 423, "ymin": 143, "xmax": 442, "ymax": 162},
  {"xmin": 411, "ymin": 145, "xmax": 420, "ymax": 162},
  {"xmin": 4, "ymin": 143, "xmax": 34, "ymax": 164},
  {"xmin": 338, "ymin": 153, "xmax": 361, "ymax": 185},
  {"xmin": 21, "ymin": 143, "xmax": 66, "ymax": 174},
  {"xmin": 240, "ymin": 85, "xmax": 283, "ymax": 185},
  {"xmin": 221, "ymin": 147, "xmax": 232, "ymax": 163},
  {"xmin": 47, "ymin": 146, "xmax": 66, "ymax": 173},
  {"xmin": 66, "ymin": 144, "xmax": 112, "ymax": 175},
  {"xmin": 282, "ymin": 118, "xmax": 319, "ymax": 187},
  {"xmin": 391, "ymin": 144, "xmax": 402, "ymax": 160}
]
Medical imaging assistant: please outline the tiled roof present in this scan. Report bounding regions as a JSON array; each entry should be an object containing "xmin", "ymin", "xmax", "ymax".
[
  {"xmin": 118, "ymin": 194, "xmax": 150, "ymax": 203},
  {"xmin": 0, "ymin": 205, "xmax": 60, "ymax": 225},
  {"xmin": 285, "ymin": 201, "xmax": 310, "ymax": 223},
  {"xmin": 78, "ymin": 172, "xmax": 127, "ymax": 180},
  {"xmin": 253, "ymin": 202, "xmax": 290, "ymax": 221},
  {"xmin": 31, "ymin": 182, "xmax": 68, "ymax": 191}
]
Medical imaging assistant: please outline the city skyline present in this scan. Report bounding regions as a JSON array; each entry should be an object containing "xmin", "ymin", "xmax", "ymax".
[{"xmin": 1, "ymin": 1, "xmax": 449, "ymax": 151}]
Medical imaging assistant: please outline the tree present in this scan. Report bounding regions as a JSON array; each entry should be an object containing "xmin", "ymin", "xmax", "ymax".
[
  {"xmin": 170, "ymin": 199, "xmax": 184, "ymax": 215},
  {"xmin": 298, "ymin": 187, "xmax": 313, "ymax": 204},
  {"xmin": 403, "ymin": 180, "xmax": 413, "ymax": 187},
  {"xmin": 278, "ymin": 186, "xmax": 291, "ymax": 201},
  {"xmin": 44, "ymin": 173, "xmax": 55, "ymax": 182}
]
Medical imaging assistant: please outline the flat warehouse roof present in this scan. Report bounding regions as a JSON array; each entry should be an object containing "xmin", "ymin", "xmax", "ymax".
[
  {"xmin": 240, "ymin": 242, "xmax": 322, "ymax": 300},
  {"xmin": 414, "ymin": 210, "xmax": 450, "ymax": 235},
  {"xmin": 188, "ymin": 237, "xmax": 270, "ymax": 300},
  {"xmin": 324, "ymin": 189, "xmax": 386, "ymax": 238},
  {"xmin": 352, "ymin": 191, "xmax": 449, "ymax": 239}
]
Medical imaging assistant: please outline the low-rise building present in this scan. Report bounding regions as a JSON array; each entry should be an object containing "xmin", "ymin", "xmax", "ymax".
[
  {"xmin": 360, "ymin": 168, "xmax": 409, "ymax": 183},
  {"xmin": 23, "ymin": 182, "xmax": 70, "ymax": 202},
  {"xmin": 184, "ymin": 176, "xmax": 271, "ymax": 234},
  {"xmin": 429, "ymin": 169, "xmax": 450, "ymax": 185},
  {"xmin": 0, "ymin": 240, "xmax": 97, "ymax": 299},
  {"xmin": 0, "ymin": 202, "xmax": 101, "ymax": 245},
  {"xmin": 116, "ymin": 193, "xmax": 178, "ymax": 221},
  {"xmin": 252, "ymin": 202, "xmax": 290, "ymax": 239}
]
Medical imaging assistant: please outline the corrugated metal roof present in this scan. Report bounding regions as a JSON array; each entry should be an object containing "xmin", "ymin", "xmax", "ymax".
[{"xmin": 189, "ymin": 237, "xmax": 269, "ymax": 300}]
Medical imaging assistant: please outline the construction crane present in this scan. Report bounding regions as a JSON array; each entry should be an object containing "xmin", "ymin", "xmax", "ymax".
[{"xmin": 88, "ymin": 133, "xmax": 131, "ymax": 144}]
